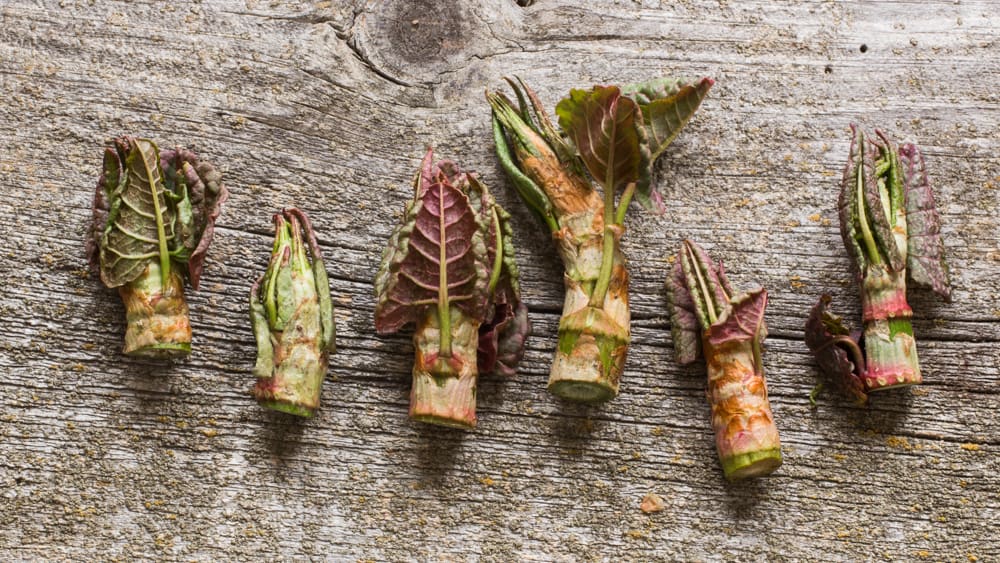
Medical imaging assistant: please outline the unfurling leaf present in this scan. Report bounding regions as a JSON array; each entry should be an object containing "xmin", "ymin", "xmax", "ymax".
[
  {"xmin": 679, "ymin": 240, "xmax": 731, "ymax": 329},
  {"xmin": 666, "ymin": 239, "xmax": 782, "ymax": 480},
  {"xmin": 88, "ymin": 136, "xmax": 228, "ymax": 289},
  {"xmin": 706, "ymin": 289, "xmax": 767, "ymax": 349},
  {"xmin": 375, "ymin": 148, "xmax": 527, "ymax": 428},
  {"xmin": 555, "ymin": 86, "xmax": 642, "ymax": 194},
  {"xmin": 623, "ymin": 77, "xmax": 715, "ymax": 213},
  {"xmin": 899, "ymin": 143, "xmax": 951, "ymax": 301},
  {"xmin": 477, "ymin": 202, "xmax": 531, "ymax": 376},
  {"xmin": 160, "ymin": 147, "xmax": 228, "ymax": 289},
  {"xmin": 623, "ymin": 77, "xmax": 715, "ymax": 160},
  {"xmin": 826, "ymin": 126, "xmax": 950, "ymax": 399},
  {"xmin": 666, "ymin": 259, "xmax": 702, "ymax": 365},
  {"xmin": 95, "ymin": 138, "xmax": 171, "ymax": 288},
  {"xmin": 374, "ymin": 151, "xmax": 491, "ymax": 335},
  {"xmin": 861, "ymin": 130, "xmax": 906, "ymax": 271},
  {"xmin": 666, "ymin": 240, "xmax": 738, "ymax": 364},
  {"xmin": 804, "ymin": 295, "xmax": 868, "ymax": 405},
  {"xmin": 838, "ymin": 125, "xmax": 868, "ymax": 276}
]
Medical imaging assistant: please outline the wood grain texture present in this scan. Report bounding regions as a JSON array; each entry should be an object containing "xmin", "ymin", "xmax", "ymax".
[{"xmin": 1, "ymin": 0, "xmax": 998, "ymax": 560}]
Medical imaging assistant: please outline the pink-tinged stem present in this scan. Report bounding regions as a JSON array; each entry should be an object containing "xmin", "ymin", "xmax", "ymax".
[
  {"xmin": 410, "ymin": 308, "xmax": 480, "ymax": 429},
  {"xmin": 703, "ymin": 336, "xmax": 782, "ymax": 481},
  {"xmin": 119, "ymin": 263, "xmax": 191, "ymax": 358},
  {"xmin": 861, "ymin": 264, "xmax": 921, "ymax": 391}
]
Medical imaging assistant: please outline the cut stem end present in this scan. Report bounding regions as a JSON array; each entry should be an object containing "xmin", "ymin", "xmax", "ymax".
[
  {"xmin": 255, "ymin": 398, "xmax": 316, "ymax": 418},
  {"xmin": 549, "ymin": 328, "xmax": 627, "ymax": 404},
  {"xmin": 721, "ymin": 448, "xmax": 783, "ymax": 481},
  {"xmin": 410, "ymin": 371, "xmax": 477, "ymax": 430},
  {"xmin": 864, "ymin": 369, "xmax": 922, "ymax": 392},
  {"xmin": 126, "ymin": 342, "xmax": 192, "ymax": 359},
  {"xmin": 548, "ymin": 379, "xmax": 617, "ymax": 404}
]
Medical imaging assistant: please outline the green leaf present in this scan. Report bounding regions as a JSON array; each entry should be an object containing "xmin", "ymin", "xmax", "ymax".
[
  {"xmin": 861, "ymin": 131, "xmax": 905, "ymax": 271},
  {"xmin": 98, "ymin": 138, "xmax": 173, "ymax": 288},
  {"xmin": 287, "ymin": 208, "xmax": 337, "ymax": 352},
  {"xmin": 90, "ymin": 137, "xmax": 227, "ymax": 291},
  {"xmin": 623, "ymin": 77, "xmax": 714, "ymax": 213},
  {"xmin": 555, "ymin": 85, "xmax": 642, "ymax": 195},
  {"xmin": 838, "ymin": 125, "xmax": 869, "ymax": 275},
  {"xmin": 249, "ymin": 278, "xmax": 274, "ymax": 378},
  {"xmin": 623, "ymin": 77, "xmax": 714, "ymax": 160}
]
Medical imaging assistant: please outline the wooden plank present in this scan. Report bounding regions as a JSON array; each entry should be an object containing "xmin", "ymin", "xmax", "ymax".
[{"xmin": 1, "ymin": 0, "xmax": 997, "ymax": 560}]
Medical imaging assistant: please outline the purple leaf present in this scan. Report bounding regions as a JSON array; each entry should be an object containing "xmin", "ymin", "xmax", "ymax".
[
  {"xmin": 477, "ymin": 197, "xmax": 530, "ymax": 376},
  {"xmin": 160, "ymin": 147, "xmax": 228, "ymax": 289},
  {"xmin": 706, "ymin": 288, "xmax": 768, "ymax": 349},
  {"xmin": 478, "ymin": 293, "xmax": 530, "ymax": 377},
  {"xmin": 555, "ymin": 85, "xmax": 642, "ymax": 194},
  {"xmin": 899, "ymin": 143, "xmax": 951, "ymax": 301},
  {"xmin": 374, "ymin": 150, "xmax": 491, "ymax": 335},
  {"xmin": 666, "ymin": 259, "xmax": 702, "ymax": 364},
  {"xmin": 804, "ymin": 295, "xmax": 868, "ymax": 405}
]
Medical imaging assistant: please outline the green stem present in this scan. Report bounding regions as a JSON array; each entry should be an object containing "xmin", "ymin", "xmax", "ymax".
[
  {"xmin": 857, "ymin": 160, "xmax": 882, "ymax": 265},
  {"xmin": 588, "ymin": 187, "xmax": 617, "ymax": 308},
  {"xmin": 437, "ymin": 179, "xmax": 452, "ymax": 357},
  {"xmin": 589, "ymin": 110, "xmax": 621, "ymax": 309},
  {"xmin": 487, "ymin": 208, "xmax": 503, "ymax": 294},
  {"xmin": 119, "ymin": 263, "xmax": 191, "ymax": 358},
  {"xmin": 614, "ymin": 182, "xmax": 636, "ymax": 225},
  {"xmin": 140, "ymin": 143, "xmax": 172, "ymax": 287},
  {"xmin": 861, "ymin": 265, "xmax": 920, "ymax": 391}
]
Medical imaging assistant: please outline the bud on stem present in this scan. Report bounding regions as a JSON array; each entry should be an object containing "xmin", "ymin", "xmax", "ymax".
[
  {"xmin": 667, "ymin": 241, "xmax": 782, "ymax": 480},
  {"xmin": 251, "ymin": 209, "xmax": 335, "ymax": 417},
  {"xmin": 490, "ymin": 76, "xmax": 712, "ymax": 403},
  {"xmin": 87, "ymin": 135, "xmax": 227, "ymax": 358}
]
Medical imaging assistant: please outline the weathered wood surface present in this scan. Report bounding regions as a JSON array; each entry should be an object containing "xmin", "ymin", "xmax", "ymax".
[{"xmin": 1, "ymin": 0, "xmax": 998, "ymax": 560}]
